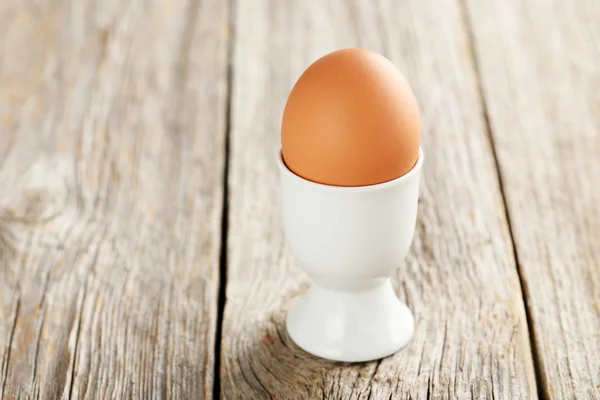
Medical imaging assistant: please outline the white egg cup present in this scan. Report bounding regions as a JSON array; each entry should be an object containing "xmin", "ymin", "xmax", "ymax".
[{"xmin": 279, "ymin": 149, "xmax": 423, "ymax": 363}]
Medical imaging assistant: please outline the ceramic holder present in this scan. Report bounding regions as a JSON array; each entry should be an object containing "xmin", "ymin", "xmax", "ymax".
[{"xmin": 279, "ymin": 149, "xmax": 423, "ymax": 363}]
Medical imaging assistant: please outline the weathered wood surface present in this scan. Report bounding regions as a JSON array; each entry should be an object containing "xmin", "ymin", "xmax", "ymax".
[
  {"xmin": 2, "ymin": 0, "xmax": 599, "ymax": 398},
  {"xmin": 221, "ymin": 0, "xmax": 537, "ymax": 398},
  {"xmin": 466, "ymin": 1, "xmax": 600, "ymax": 399},
  {"xmin": 0, "ymin": 0, "xmax": 230, "ymax": 398}
]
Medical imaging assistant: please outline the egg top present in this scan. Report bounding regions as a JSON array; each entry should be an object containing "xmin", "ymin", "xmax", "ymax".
[{"xmin": 281, "ymin": 48, "xmax": 421, "ymax": 187}]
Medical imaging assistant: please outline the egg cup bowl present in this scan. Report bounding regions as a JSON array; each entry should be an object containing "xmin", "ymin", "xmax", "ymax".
[{"xmin": 279, "ymin": 148, "xmax": 423, "ymax": 362}]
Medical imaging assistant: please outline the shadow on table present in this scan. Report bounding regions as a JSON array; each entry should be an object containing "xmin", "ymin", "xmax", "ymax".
[{"xmin": 221, "ymin": 295, "xmax": 379, "ymax": 397}]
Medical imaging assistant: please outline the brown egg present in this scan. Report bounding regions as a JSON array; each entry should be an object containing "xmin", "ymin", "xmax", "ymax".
[{"xmin": 281, "ymin": 48, "xmax": 421, "ymax": 187}]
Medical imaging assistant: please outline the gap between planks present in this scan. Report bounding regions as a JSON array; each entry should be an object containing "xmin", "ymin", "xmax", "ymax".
[
  {"xmin": 214, "ymin": 0, "xmax": 237, "ymax": 398},
  {"xmin": 456, "ymin": 0, "xmax": 544, "ymax": 398}
]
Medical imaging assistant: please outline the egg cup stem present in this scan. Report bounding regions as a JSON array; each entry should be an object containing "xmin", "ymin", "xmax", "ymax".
[{"xmin": 286, "ymin": 278, "xmax": 414, "ymax": 362}]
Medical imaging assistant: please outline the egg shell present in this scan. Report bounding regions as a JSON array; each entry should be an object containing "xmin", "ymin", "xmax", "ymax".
[{"xmin": 281, "ymin": 48, "xmax": 421, "ymax": 187}]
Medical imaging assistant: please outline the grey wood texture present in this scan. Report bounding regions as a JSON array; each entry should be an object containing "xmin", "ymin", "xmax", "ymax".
[
  {"xmin": 0, "ymin": 0, "xmax": 230, "ymax": 398},
  {"xmin": 221, "ymin": 0, "xmax": 536, "ymax": 398},
  {"xmin": 1, "ymin": 0, "xmax": 599, "ymax": 399},
  {"xmin": 466, "ymin": 0, "xmax": 600, "ymax": 399}
]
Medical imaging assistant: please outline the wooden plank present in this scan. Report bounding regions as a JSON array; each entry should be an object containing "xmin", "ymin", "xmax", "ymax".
[
  {"xmin": 222, "ymin": 0, "xmax": 537, "ymax": 398},
  {"xmin": 0, "ymin": 0, "xmax": 230, "ymax": 398},
  {"xmin": 466, "ymin": 1, "xmax": 600, "ymax": 398}
]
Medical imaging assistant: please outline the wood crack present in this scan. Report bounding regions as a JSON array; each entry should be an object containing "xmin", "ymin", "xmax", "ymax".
[
  {"xmin": 365, "ymin": 359, "xmax": 382, "ymax": 398},
  {"xmin": 213, "ymin": 0, "xmax": 236, "ymax": 398},
  {"xmin": 438, "ymin": 322, "xmax": 448, "ymax": 376},
  {"xmin": 272, "ymin": 324, "xmax": 290, "ymax": 352},
  {"xmin": 1, "ymin": 292, "xmax": 21, "ymax": 399},
  {"xmin": 161, "ymin": 282, "xmax": 173, "ymax": 399},
  {"xmin": 30, "ymin": 304, "xmax": 47, "ymax": 389},
  {"xmin": 67, "ymin": 281, "xmax": 87, "ymax": 400},
  {"xmin": 248, "ymin": 361, "xmax": 272, "ymax": 400},
  {"xmin": 258, "ymin": 357, "xmax": 287, "ymax": 386},
  {"xmin": 30, "ymin": 262, "xmax": 52, "ymax": 388},
  {"xmin": 426, "ymin": 376, "xmax": 432, "ymax": 399},
  {"xmin": 66, "ymin": 231, "xmax": 104, "ymax": 400}
]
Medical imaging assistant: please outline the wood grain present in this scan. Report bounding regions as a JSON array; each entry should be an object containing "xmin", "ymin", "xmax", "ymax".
[
  {"xmin": 221, "ymin": 0, "xmax": 537, "ymax": 398},
  {"xmin": 466, "ymin": 1, "xmax": 600, "ymax": 398},
  {"xmin": 0, "ymin": 0, "xmax": 230, "ymax": 398}
]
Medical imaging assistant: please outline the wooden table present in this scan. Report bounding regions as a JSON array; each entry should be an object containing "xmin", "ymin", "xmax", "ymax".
[{"xmin": 0, "ymin": 0, "xmax": 599, "ymax": 398}]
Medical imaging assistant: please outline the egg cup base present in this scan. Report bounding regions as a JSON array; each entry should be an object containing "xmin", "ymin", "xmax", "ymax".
[{"xmin": 286, "ymin": 278, "xmax": 414, "ymax": 363}]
